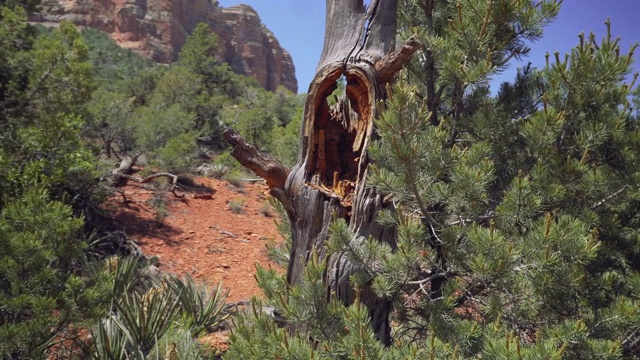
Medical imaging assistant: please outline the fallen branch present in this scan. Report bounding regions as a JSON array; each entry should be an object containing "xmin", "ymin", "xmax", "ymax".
[
  {"xmin": 116, "ymin": 172, "xmax": 184, "ymax": 198},
  {"xmin": 241, "ymin": 178, "xmax": 267, "ymax": 183},
  {"xmin": 220, "ymin": 231, "xmax": 237, "ymax": 238}
]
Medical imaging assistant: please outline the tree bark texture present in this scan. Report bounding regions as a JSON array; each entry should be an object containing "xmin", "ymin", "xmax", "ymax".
[{"xmin": 224, "ymin": 0, "xmax": 421, "ymax": 345}]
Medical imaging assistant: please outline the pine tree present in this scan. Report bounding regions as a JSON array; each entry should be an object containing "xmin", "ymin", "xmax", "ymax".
[
  {"xmin": 227, "ymin": 0, "xmax": 640, "ymax": 358},
  {"xmin": 0, "ymin": 5, "xmax": 108, "ymax": 357}
]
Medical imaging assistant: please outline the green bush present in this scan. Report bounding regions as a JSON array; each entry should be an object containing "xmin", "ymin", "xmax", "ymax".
[
  {"xmin": 154, "ymin": 132, "xmax": 199, "ymax": 174},
  {"xmin": 0, "ymin": 189, "xmax": 107, "ymax": 358},
  {"xmin": 166, "ymin": 275, "xmax": 228, "ymax": 335}
]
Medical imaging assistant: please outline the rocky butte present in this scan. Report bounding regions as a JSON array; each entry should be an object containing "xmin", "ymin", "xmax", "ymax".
[{"xmin": 31, "ymin": 0, "xmax": 298, "ymax": 93}]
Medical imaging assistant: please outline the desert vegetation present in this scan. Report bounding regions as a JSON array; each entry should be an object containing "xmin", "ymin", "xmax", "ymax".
[{"xmin": 1, "ymin": 0, "xmax": 640, "ymax": 359}]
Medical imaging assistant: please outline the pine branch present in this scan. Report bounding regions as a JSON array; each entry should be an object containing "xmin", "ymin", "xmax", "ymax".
[
  {"xmin": 447, "ymin": 211, "xmax": 496, "ymax": 226},
  {"xmin": 622, "ymin": 325, "xmax": 640, "ymax": 354}
]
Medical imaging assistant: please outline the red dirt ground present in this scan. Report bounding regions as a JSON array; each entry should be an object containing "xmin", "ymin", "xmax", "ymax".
[{"xmin": 107, "ymin": 176, "xmax": 283, "ymax": 303}]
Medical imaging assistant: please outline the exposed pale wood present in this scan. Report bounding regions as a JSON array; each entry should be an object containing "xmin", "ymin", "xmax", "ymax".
[
  {"xmin": 111, "ymin": 154, "xmax": 139, "ymax": 186},
  {"xmin": 116, "ymin": 172, "xmax": 183, "ymax": 198}
]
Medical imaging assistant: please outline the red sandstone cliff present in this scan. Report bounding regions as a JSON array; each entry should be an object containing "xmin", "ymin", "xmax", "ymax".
[{"xmin": 32, "ymin": 0, "xmax": 297, "ymax": 93}]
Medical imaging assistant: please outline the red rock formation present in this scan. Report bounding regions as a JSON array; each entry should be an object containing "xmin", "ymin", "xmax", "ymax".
[{"xmin": 31, "ymin": 0, "xmax": 298, "ymax": 93}]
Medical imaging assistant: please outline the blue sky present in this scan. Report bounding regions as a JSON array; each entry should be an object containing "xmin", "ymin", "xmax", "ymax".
[{"xmin": 218, "ymin": 1, "xmax": 640, "ymax": 94}]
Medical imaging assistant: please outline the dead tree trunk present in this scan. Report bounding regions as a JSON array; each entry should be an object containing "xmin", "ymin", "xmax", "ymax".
[{"xmin": 224, "ymin": 0, "xmax": 421, "ymax": 345}]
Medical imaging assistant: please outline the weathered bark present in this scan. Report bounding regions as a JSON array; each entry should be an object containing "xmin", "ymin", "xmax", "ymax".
[
  {"xmin": 224, "ymin": 0, "xmax": 421, "ymax": 345},
  {"xmin": 110, "ymin": 154, "xmax": 139, "ymax": 187}
]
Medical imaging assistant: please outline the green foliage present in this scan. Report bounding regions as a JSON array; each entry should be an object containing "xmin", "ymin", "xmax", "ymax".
[
  {"xmin": 88, "ymin": 257, "xmax": 226, "ymax": 359},
  {"xmin": 133, "ymin": 104, "xmax": 195, "ymax": 153},
  {"xmin": 0, "ymin": 189, "xmax": 108, "ymax": 358},
  {"xmin": 0, "ymin": 4, "xmax": 303, "ymax": 359},
  {"xmin": 179, "ymin": 23, "xmax": 220, "ymax": 78},
  {"xmin": 79, "ymin": 21, "xmax": 304, "ymax": 176},
  {"xmin": 0, "ymin": 11, "xmax": 115, "ymax": 358},
  {"xmin": 147, "ymin": 326, "xmax": 205, "ymax": 360},
  {"xmin": 154, "ymin": 132, "xmax": 200, "ymax": 173},
  {"xmin": 223, "ymin": 88, "xmax": 276, "ymax": 151},
  {"xmin": 222, "ymin": 170, "xmax": 246, "ymax": 188},
  {"xmin": 166, "ymin": 275, "xmax": 228, "ymax": 335},
  {"xmin": 0, "ymin": 0, "xmax": 40, "ymax": 15},
  {"xmin": 25, "ymin": 21, "xmax": 93, "ymax": 116},
  {"xmin": 86, "ymin": 88, "xmax": 137, "ymax": 155},
  {"xmin": 82, "ymin": 28, "xmax": 156, "ymax": 90},
  {"xmin": 229, "ymin": 1, "xmax": 640, "ymax": 359},
  {"xmin": 0, "ymin": 9, "xmax": 98, "ymax": 209},
  {"xmin": 265, "ymin": 197, "xmax": 292, "ymax": 267},
  {"xmin": 115, "ymin": 288, "xmax": 181, "ymax": 356},
  {"xmin": 271, "ymin": 107, "xmax": 303, "ymax": 167},
  {"xmin": 226, "ymin": 255, "xmax": 342, "ymax": 359}
]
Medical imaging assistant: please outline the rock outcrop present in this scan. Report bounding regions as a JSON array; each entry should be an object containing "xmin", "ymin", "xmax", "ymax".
[{"xmin": 31, "ymin": 0, "xmax": 297, "ymax": 92}]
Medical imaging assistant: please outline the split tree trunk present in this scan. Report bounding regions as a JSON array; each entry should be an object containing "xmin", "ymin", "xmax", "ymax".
[{"xmin": 224, "ymin": 0, "xmax": 421, "ymax": 345}]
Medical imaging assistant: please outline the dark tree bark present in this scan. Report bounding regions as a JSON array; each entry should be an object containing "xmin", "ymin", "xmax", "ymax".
[{"xmin": 224, "ymin": 0, "xmax": 421, "ymax": 345}]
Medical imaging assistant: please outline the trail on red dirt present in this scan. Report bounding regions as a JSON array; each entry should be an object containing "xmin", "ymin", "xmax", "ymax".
[{"xmin": 107, "ymin": 176, "xmax": 283, "ymax": 303}]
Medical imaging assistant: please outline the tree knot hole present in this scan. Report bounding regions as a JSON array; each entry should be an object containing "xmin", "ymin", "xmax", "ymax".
[{"xmin": 307, "ymin": 70, "xmax": 372, "ymax": 210}]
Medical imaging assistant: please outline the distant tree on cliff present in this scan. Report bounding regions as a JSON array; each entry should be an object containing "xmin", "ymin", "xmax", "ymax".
[{"xmin": 225, "ymin": 0, "xmax": 640, "ymax": 358}]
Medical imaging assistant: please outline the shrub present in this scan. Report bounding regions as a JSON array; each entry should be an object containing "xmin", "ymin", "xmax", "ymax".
[
  {"xmin": 166, "ymin": 275, "xmax": 228, "ymax": 335},
  {"xmin": 228, "ymin": 199, "xmax": 245, "ymax": 214},
  {"xmin": 154, "ymin": 132, "xmax": 199, "ymax": 174}
]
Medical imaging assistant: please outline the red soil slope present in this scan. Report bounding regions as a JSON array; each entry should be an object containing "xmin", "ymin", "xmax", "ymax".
[{"xmin": 107, "ymin": 176, "xmax": 283, "ymax": 303}]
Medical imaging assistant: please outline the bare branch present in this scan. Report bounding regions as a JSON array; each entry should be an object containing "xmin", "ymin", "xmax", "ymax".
[
  {"xmin": 447, "ymin": 211, "xmax": 496, "ymax": 226},
  {"xmin": 375, "ymin": 36, "xmax": 424, "ymax": 83},
  {"xmin": 116, "ymin": 172, "xmax": 183, "ymax": 198},
  {"xmin": 406, "ymin": 271, "xmax": 451, "ymax": 286},
  {"xmin": 591, "ymin": 185, "xmax": 630, "ymax": 209},
  {"xmin": 223, "ymin": 128, "xmax": 289, "ymax": 191}
]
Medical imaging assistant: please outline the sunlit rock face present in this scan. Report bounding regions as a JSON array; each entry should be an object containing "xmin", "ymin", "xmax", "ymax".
[{"xmin": 31, "ymin": 0, "xmax": 297, "ymax": 92}]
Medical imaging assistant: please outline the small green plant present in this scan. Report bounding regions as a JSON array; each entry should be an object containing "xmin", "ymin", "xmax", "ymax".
[
  {"xmin": 148, "ymin": 191, "xmax": 170, "ymax": 226},
  {"xmin": 114, "ymin": 287, "xmax": 181, "ymax": 357},
  {"xmin": 153, "ymin": 132, "xmax": 198, "ymax": 174},
  {"xmin": 209, "ymin": 163, "xmax": 230, "ymax": 178},
  {"xmin": 148, "ymin": 325, "xmax": 203, "ymax": 360},
  {"xmin": 154, "ymin": 207, "xmax": 170, "ymax": 227},
  {"xmin": 92, "ymin": 316, "xmax": 129, "ymax": 360},
  {"xmin": 222, "ymin": 171, "xmax": 245, "ymax": 189},
  {"xmin": 258, "ymin": 201, "xmax": 274, "ymax": 217},
  {"xmin": 228, "ymin": 199, "xmax": 245, "ymax": 214},
  {"xmin": 166, "ymin": 275, "xmax": 229, "ymax": 335}
]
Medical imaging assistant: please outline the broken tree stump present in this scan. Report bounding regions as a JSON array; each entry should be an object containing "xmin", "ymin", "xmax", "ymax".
[{"xmin": 224, "ymin": 0, "xmax": 422, "ymax": 345}]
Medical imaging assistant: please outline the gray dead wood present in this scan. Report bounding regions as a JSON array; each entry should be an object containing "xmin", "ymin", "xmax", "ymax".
[{"xmin": 223, "ymin": 0, "xmax": 421, "ymax": 345}]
